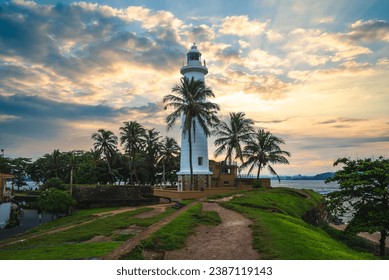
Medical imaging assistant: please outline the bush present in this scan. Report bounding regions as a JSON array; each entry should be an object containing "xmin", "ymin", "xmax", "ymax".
[
  {"xmin": 38, "ymin": 189, "xmax": 76, "ymax": 219},
  {"xmin": 252, "ymin": 180, "xmax": 263, "ymax": 189},
  {"xmin": 42, "ymin": 177, "xmax": 65, "ymax": 190}
]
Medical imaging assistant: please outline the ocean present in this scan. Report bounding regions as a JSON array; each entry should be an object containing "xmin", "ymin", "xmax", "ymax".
[{"xmin": 271, "ymin": 179, "xmax": 339, "ymax": 195}]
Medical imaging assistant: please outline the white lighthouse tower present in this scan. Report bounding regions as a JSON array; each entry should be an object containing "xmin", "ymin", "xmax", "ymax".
[{"xmin": 177, "ymin": 43, "xmax": 212, "ymax": 191}]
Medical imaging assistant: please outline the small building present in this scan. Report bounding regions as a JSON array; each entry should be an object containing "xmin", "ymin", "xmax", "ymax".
[
  {"xmin": 209, "ymin": 160, "xmax": 238, "ymax": 188},
  {"xmin": 0, "ymin": 173, "xmax": 15, "ymax": 229},
  {"xmin": 0, "ymin": 173, "xmax": 14, "ymax": 202}
]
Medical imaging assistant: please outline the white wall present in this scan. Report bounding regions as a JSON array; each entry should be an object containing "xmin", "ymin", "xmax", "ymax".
[{"xmin": 0, "ymin": 202, "xmax": 11, "ymax": 229}]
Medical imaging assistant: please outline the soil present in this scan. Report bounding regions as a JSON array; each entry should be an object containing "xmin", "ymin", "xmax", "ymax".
[
  {"xmin": 330, "ymin": 223, "xmax": 389, "ymax": 247},
  {"xmin": 165, "ymin": 202, "xmax": 259, "ymax": 260}
]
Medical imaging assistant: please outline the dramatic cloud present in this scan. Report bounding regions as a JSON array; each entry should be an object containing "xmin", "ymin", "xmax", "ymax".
[
  {"xmin": 219, "ymin": 16, "xmax": 268, "ymax": 36},
  {"xmin": 1, "ymin": 0, "xmax": 388, "ymax": 175},
  {"xmin": 349, "ymin": 19, "xmax": 389, "ymax": 42}
]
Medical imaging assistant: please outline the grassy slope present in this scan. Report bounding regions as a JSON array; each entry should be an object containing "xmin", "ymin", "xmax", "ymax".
[
  {"xmin": 222, "ymin": 187, "xmax": 375, "ymax": 260},
  {"xmin": 0, "ymin": 206, "xmax": 176, "ymax": 260}
]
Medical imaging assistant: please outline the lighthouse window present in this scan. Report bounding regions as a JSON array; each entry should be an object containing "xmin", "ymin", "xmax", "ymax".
[{"xmin": 198, "ymin": 157, "xmax": 203, "ymax": 166}]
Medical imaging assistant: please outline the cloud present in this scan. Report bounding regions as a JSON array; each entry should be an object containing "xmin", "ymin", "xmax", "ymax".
[
  {"xmin": 317, "ymin": 117, "xmax": 367, "ymax": 125},
  {"xmin": 300, "ymin": 136, "xmax": 389, "ymax": 149},
  {"xmin": 187, "ymin": 24, "xmax": 215, "ymax": 42},
  {"xmin": 219, "ymin": 16, "xmax": 268, "ymax": 36},
  {"xmin": 208, "ymin": 70, "xmax": 289, "ymax": 100},
  {"xmin": 0, "ymin": 1, "xmax": 185, "ymax": 107},
  {"xmin": 349, "ymin": 19, "xmax": 389, "ymax": 42},
  {"xmin": 0, "ymin": 94, "xmax": 121, "ymax": 122}
]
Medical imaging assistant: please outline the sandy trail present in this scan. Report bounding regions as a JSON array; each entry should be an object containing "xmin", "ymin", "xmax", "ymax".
[{"xmin": 165, "ymin": 202, "xmax": 259, "ymax": 260}]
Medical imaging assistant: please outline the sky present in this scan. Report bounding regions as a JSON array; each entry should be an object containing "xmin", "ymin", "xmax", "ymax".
[{"xmin": 0, "ymin": 0, "xmax": 389, "ymax": 176}]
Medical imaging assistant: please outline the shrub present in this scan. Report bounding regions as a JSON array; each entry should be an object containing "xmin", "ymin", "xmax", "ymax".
[
  {"xmin": 42, "ymin": 177, "xmax": 65, "ymax": 190},
  {"xmin": 38, "ymin": 189, "xmax": 76, "ymax": 219},
  {"xmin": 252, "ymin": 180, "xmax": 262, "ymax": 189}
]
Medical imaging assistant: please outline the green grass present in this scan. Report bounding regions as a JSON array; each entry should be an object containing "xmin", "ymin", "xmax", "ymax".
[
  {"xmin": 0, "ymin": 207, "xmax": 120, "ymax": 246},
  {"xmin": 123, "ymin": 203, "xmax": 221, "ymax": 259},
  {"xmin": 0, "ymin": 206, "xmax": 178, "ymax": 259},
  {"xmin": 222, "ymin": 188, "xmax": 376, "ymax": 260},
  {"xmin": 0, "ymin": 242, "xmax": 121, "ymax": 260},
  {"xmin": 228, "ymin": 187, "xmax": 323, "ymax": 217}
]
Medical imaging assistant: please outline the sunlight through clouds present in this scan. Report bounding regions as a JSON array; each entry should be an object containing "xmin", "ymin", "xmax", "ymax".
[{"xmin": 1, "ymin": 0, "xmax": 388, "ymax": 175}]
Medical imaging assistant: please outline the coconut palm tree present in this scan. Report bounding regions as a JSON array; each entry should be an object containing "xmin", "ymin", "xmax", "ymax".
[
  {"xmin": 241, "ymin": 129, "xmax": 291, "ymax": 182},
  {"xmin": 91, "ymin": 129, "xmax": 118, "ymax": 184},
  {"xmin": 143, "ymin": 129, "xmax": 162, "ymax": 184},
  {"xmin": 158, "ymin": 137, "xmax": 180, "ymax": 185},
  {"xmin": 163, "ymin": 77, "xmax": 220, "ymax": 189},
  {"xmin": 213, "ymin": 112, "xmax": 255, "ymax": 186},
  {"xmin": 119, "ymin": 121, "xmax": 146, "ymax": 183}
]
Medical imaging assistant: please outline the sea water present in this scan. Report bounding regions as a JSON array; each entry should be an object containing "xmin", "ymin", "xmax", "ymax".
[{"xmin": 271, "ymin": 179, "xmax": 339, "ymax": 195}]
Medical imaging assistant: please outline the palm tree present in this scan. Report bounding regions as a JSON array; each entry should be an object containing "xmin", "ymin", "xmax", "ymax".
[
  {"xmin": 91, "ymin": 129, "xmax": 118, "ymax": 184},
  {"xmin": 143, "ymin": 129, "xmax": 162, "ymax": 184},
  {"xmin": 163, "ymin": 77, "xmax": 220, "ymax": 190},
  {"xmin": 213, "ymin": 112, "xmax": 255, "ymax": 186},
  {"xmin": 158, "ymin": 137, "xmax": 180, "ymax": 185},
  {"xmin": 241, "ymin": 129, "xmax": 291, "ymax": 182},
  {"xmin": 119, "ymin": 121, "xmax": 146, "ymax": 183}
]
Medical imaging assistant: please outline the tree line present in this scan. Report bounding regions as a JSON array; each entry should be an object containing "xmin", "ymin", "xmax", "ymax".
[{"xmin": 0, "ymin": 122, "xmax": 180, "ymax": 187}]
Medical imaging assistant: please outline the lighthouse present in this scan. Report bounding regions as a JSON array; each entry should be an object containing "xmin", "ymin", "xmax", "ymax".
[{"xmin": 177, "ymin": 43, "xmax": 212, "ymax": 191}]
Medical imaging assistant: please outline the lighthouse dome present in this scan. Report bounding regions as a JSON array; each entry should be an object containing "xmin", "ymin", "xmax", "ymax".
[
  {"xmin": 181, "ymin": 43, "xmax": 208, "ymax": 76},
  {"xmin": 187, "ymin": 43, "xmax": 201, "ymax": 62}
]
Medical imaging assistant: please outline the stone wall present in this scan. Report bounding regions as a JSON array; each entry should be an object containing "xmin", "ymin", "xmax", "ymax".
[
  {"xmin": 72, "ymin": 185, "xmax": 158, "ymax": 208},
  {"xmin": 236, "ymin": 178, "xmax": 271, "ymax": 188},
  {"xmin": 178, "ymin": 175, "xmax": 211, "ymax": 191}
]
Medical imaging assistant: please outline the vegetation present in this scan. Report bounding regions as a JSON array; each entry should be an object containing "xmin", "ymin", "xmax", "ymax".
[
  {"xmin": 38, "ymin": 188, "xmax": 76, "ymax": 220},
  {"xmin": 240, "ymin": 129, "xmax": 291, "ymax": 182},
  {"xmin": 213, "ymin": 112, "xmax": 255, "ymax": 186},
  {"xmin": 158, "ymin": 137, "xmax": 180, "ymax": 184},
  {"xmin": 221, "ymin": 188, "xmax": 375, "ymax": 259},
  {"xmin": 326, "ymin": 157, "xmax": 389, "ymax": 256},
  {"xmin": 41, "ymin": 177, "xmax": 65, "ymax": 190},
  {"xmin": 0, "ymin": 122, "xmax": 180, "ymax": 186},
  {"xmin": 119, "ymin": 121, "xmax": 146, "ymax": 184},
  {"xmin": 163, "ymin": 77, "xmax": 220, "ymax": 189},
  {"xmin": 91, "ymin": 129, "xmax": 119, "ymax": 184},
  {"xmin": 0, "ymin": 206, "xmax": 177, "ymax": 260}
]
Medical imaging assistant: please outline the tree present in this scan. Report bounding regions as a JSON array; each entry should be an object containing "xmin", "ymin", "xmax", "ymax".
[
  {"xmin": 41, "ymin": 177, "xmax": 64, "ymax": 190},
  {"xmin": 91, "ymin": 129, "xmax": 118, "ymax": 184},
  {"xmin": 163, "ymin": 77, "xmax": 220, "ymax": 189},
  {"xmin": 326, "ymin": 157, "xmax": 389, "ymax": 257},
  {"xmin": 143, "ymin": 129, "xmax": 162, "ymax": 184},
  {"xmin": 158, "ymin": 137, "xmax": 180, "ymax": 184},
  {"xmin": 119, "ymin": 121, "xmax": 146, "ymax": 184},
  {"xmin": 213, "ymin": 112, "xmax": 255, "ymax": 186},
  {"xmin": 9, "ymin": 157, "xmax": 31, "ymax": 190},
  {"xmin": 241, "ymin": 129, "xmax": 290, "ymax": 182},
  {"xmin": 38, "ymin": 188, "xmax": 76, "ymax": 220}
]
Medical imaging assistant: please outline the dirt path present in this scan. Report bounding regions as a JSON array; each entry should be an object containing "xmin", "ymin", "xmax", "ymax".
[
  {"xmin": 102, "ymin": 202, "xmax": 197, "ymax": 260},
  {"xmin": 330, "ymin": 223, "xmax": 389, "ymax": 248},
  {"xmin": 165, "ymin": 202, "xmax": 259, "ymax": 260}
]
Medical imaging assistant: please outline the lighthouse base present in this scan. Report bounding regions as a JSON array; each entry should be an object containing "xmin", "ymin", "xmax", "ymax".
[{"xmin": 177, "ymin": 174, "xmax": 211, "ymax": 191}]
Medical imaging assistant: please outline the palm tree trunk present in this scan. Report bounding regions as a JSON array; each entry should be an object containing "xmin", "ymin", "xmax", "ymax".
[
  {"xmin": 162, "ymin": 162, "xmax": 166, "ymax": 185},
  {"xmin": 256, "ymin": 164, "xmax": 261, "ymax": 181},
  {"xmin": 188, "ymin": 128, "xmax": 194, "ymax": 191},
  {"xmin": 107, "ymin": 160, "xmax": 114, "ymax": 185}
]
